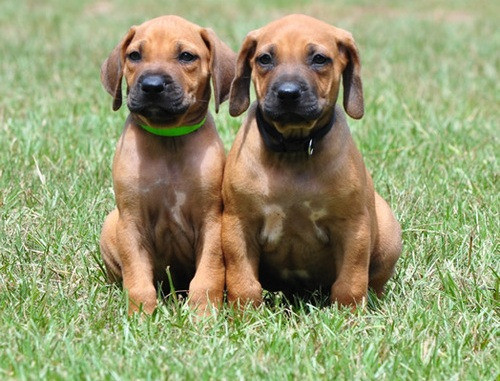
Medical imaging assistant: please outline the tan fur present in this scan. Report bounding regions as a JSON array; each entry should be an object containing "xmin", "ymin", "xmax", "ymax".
[
  {"xmin": 99, "ymin": 16, "xmax": 236, "ymax": 314},
  {"xmin": 222, "ymin": 15, "xmax": 401, "ymax": 308}
]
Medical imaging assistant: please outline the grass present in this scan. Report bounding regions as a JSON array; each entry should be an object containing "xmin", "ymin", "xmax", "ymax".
[{"xmin": 0, "ymin": 0, "xmax": 498, "ymax": 379}]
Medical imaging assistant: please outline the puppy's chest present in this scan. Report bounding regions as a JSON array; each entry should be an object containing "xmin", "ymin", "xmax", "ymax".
[
  {"xmin": 258, "ymin": 200, "xmax": 331, "ymax": 252},
  {"xmin": 124, "ymin": 172, "xmax": 203, "ymax": 256},
  {"xmin": 257, "ymin": 200, "xmax": 338, "ymax": 287}
]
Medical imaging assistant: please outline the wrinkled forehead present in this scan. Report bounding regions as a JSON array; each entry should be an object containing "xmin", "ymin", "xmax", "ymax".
[
  {"xmin": 130, "ymin": 17, "xmax": 207, "ymax": 55},
  {"xmin": 254, "ymin": 16, "xmax": 342, "ymax": 56}
]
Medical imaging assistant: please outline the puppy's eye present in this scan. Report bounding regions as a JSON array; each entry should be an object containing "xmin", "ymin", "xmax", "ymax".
[
  {"xmin": 257, "ymin": 54, "xmax": 273, "ymax": 66},
  {"xmin": 179, "ymin": 52, "xmax": 197, "ymax": 62},
  {"xmin": 128, "ymin": 51, "xmax": 142, "ymax": 61},
  {"xmin": 311, "ymin": 54, "xmax": 330, "ymax": 66}
]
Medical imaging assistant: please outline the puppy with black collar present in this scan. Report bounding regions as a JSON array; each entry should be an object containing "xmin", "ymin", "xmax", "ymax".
[{"xmin": 222, "ymin": 14, "xmax": 402, "ymax": 308}]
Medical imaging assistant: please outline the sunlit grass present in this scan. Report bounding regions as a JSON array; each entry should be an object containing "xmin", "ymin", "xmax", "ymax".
[{"xmin": 0, "ymin": 0, "xmax": 498, "ymax": 379}]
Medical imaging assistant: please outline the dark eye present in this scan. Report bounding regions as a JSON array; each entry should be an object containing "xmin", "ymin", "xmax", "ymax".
[
  {"xmin": 257, "ymin": 53, "xmax": 273, "ymax": 66},
  {"xmin": 128, "ymin": 51, "xmax": 141, "ymax": 61},
  {"xmin": 311, "ymin": 54, "xmax": 329, "ymax": 66},
  {"xmin": 179, "ymin": 52, "xmax": 197, "ymax": 62}
]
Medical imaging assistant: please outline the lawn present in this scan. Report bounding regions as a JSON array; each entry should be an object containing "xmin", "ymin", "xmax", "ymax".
[{"xmin": 0, "ymin": 0, "xmax": 498, "ymax": 379}]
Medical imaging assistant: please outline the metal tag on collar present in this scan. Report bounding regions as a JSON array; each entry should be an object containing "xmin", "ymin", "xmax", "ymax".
[{"xmin": 307, "ymin": 139, "xmax": 314, "ymax": 156}]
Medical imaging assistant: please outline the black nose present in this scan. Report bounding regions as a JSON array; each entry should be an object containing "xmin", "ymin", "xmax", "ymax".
[
  {"xmin": 140, "ymin": 75, "xmax": 168, "ymax": 94},
  {"xmin": 276, "ymin": 82, "xmax": 302, "ymax": 101}
]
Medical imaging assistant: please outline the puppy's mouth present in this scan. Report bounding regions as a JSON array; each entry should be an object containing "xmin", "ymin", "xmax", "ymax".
[
  {"xmin": 127, "ymin": 96, "xmax": 190, "ymax": 125},
  {"xmin": 262, "ymin": 105, "xmax": 323, "ymax": 125}
]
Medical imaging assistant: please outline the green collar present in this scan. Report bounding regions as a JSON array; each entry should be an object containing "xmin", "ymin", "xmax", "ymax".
[{"xmin": 139, "ymin": 117, "xmax": 206, "ymax": 137}]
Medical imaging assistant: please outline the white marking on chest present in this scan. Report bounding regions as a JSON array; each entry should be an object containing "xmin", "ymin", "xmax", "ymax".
[
  {"xmin": 171, "ymin": 191, "xmax": 186, "ymax": 226},
  {"xmin": 140, "ymin": 178, "xmax": 168, "ymax": 194},
  {"xmin": 260, "ymin": 204, "xmax": 285, "ymax": 247},
  {"xmin": 304, "ymin": 201, "xmax": 329, "ymax": 243},
  {"xmin": 260, "ymin": 171, "xmax": 271, "ymax": 196}
]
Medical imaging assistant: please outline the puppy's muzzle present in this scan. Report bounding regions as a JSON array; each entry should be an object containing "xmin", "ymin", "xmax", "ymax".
[
  {"xmin": 263, "ymin": 78, "xmax": 321, "ymax": 124},
  {"xmin": 128, "ymin": 72, "xmax": 188, "ymax": 123},
  {"xmin": 276, "ymin": 81, "xmax": 302, "ymax": 103},
  {"xmin": 139, "ymin": 74, "xmax": 172, "ymax": 94}
]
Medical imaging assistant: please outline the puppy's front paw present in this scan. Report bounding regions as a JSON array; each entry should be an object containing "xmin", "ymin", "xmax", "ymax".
[
  {"xmin": 330, "ymin": 280, "xmax": 367, "ymax": 309},
  {"xmin": 227, "ymin": 279, "xmax": 263, "ymax": 308},
  {"xmin": 128, "ymin": 286, "xmax": 157, "ymax": 315},
  {"xmin": 188, "ymin": 287, "xmax": 224, "ymax": 316}
]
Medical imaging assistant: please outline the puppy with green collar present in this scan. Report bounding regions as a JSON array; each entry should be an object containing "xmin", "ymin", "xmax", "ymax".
[{"xmin": 100, "ymin": 15, "xmax": 235, "ymax": 315}]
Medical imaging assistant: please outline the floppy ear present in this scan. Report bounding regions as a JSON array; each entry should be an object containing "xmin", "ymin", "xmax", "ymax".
[
  {"xmin": 339, "ymin": 32, "xmax": 364, "ymax": 119},
  {"xmin": 200, "ymin": 29, "xmax": 237, "ymax": 113},
  {"xmin": 100, "ymin": 27, "xmax": 136, "ymax": 111},
  {"xmin": 229, "ymin": 32, "xmax": 258, "ymax": 117}
]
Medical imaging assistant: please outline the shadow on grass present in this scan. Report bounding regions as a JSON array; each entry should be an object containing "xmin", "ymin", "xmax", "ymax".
[
  {"xmin": 261, "ymin": 288, "xmax": 385, "ymax": 314},
  {"xmin": 104, "ymin": 280, "xmax": 388, "ymax": 317}
]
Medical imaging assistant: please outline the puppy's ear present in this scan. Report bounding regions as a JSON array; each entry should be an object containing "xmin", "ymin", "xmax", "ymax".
[
  {"xmin": 100, "ymin": 27, "xmax": 136, "ymax": 111},
  {"xmin": 339, "ymin": 32, "xmax": 364, "ymax": 119},
  {"xmin": 229, "ymin": 32, "xmax": 258, "ymax": 117},
  {"xmin": 200, "ymin": 29, "xmax": 237, "ymax": 114}
]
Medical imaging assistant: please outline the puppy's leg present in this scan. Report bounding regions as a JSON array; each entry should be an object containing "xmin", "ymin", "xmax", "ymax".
[
  {"xmin": 222, "ymin": 213, "xmax": 263, "ymax": 307},
  {"xmin": 188, "ymin": 212, "xmax": 225, "ymax": 314},
  {"xmin": 100, "ymin": 209, "xmax": 122, "ymax": 283},
  {"xmin": 331, "ymin": 217, "xmax": 371, "ymax": 307},
  {"xmin": 114, "ymin": 216, "xmax": 157, "ymax": 315},
  {"xmin": 369, "ymin": 193, "xmax": 402, "ymax": 296}
]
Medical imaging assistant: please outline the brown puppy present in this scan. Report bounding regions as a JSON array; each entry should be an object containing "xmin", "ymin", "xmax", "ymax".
[
  {"xmin": 222, "ymin": 14, "xmax": 402, "ymax": 308},
  {"xmin": 100, "ymin": 15, "xmax": 235, "ymax": 314}
]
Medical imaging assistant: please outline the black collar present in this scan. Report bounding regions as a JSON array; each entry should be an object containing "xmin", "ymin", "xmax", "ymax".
[{"xmin": 255, "ymin": 107, "xmax": 335, "ymax": 156}]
